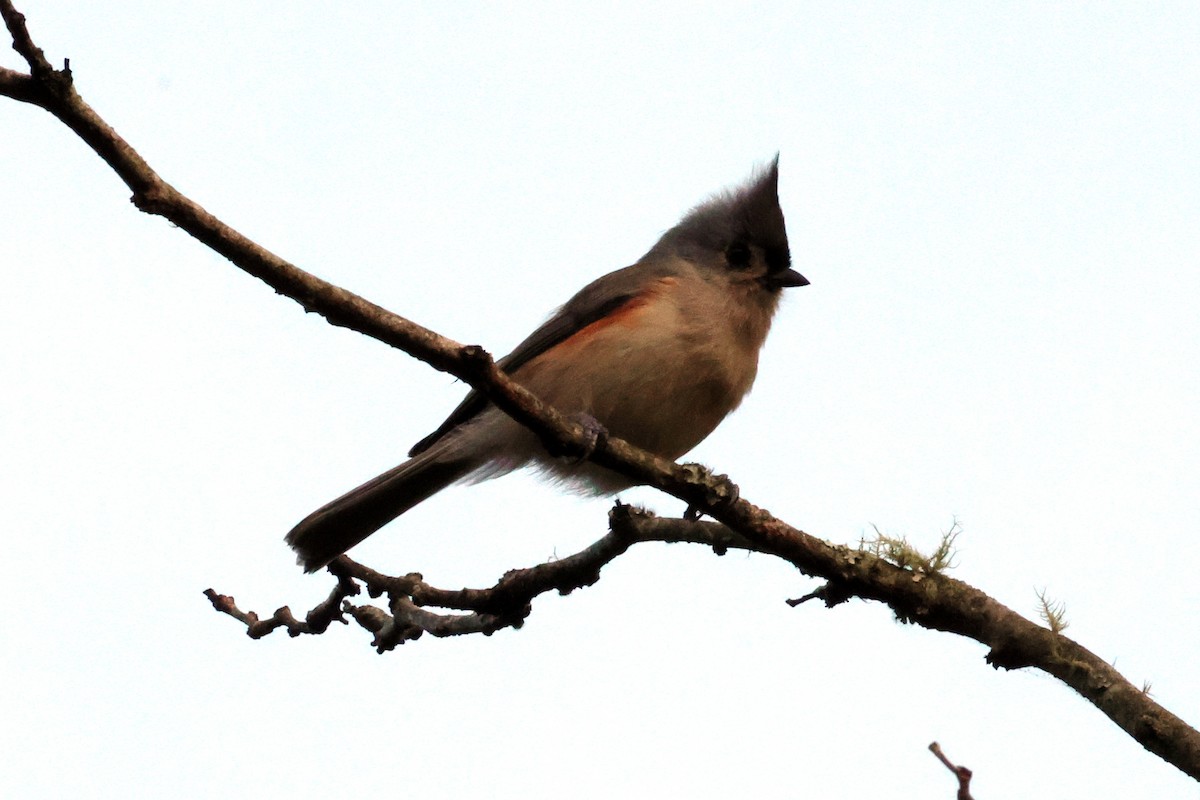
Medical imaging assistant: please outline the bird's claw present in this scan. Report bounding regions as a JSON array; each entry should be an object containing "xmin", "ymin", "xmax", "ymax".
[
  {"xmin": 551, "ymin": 412, "xmax": 608, "ymax": 463},
  {"xmin": 680, "ymin": 463, "xmax": 740, "ymax": 520}
]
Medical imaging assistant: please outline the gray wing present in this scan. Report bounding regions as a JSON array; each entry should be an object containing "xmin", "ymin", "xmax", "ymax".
[{"xmin": 408, "ymin": 261, "xmax": 671, "ymax": 456}]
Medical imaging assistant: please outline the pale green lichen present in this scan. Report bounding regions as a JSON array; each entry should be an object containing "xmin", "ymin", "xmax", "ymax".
[
  {"xmin": 859, "ymin": 519, "xmax": 961, "ymax": 575},
  {"xmin": 1036, "ymin": 588, "xmax": 1070, "ymax": 633}
]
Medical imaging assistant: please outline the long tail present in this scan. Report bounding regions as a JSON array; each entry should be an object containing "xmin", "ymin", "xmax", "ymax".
[{"xmin": 285, "ymin": 444, "xmax": 477, "ymax": 572}]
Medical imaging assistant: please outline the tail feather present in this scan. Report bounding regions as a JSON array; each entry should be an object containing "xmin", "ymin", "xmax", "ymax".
[{"xmin": 285, "ymin": 449, "xmax": 476, "ymax": 572}]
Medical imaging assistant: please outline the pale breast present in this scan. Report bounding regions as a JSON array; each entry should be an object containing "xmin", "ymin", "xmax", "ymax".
[{"xmin": 516, "ymin": 272, "xmax": 774, "ymax": 461}]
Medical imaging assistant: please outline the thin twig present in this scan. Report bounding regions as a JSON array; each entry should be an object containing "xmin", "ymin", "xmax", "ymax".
[{"xmin": 929, "ymin": 742, "xmax": 974, "ymax": 800}]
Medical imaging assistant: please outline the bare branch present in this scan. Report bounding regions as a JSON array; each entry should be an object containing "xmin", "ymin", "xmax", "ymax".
[
  {"xmin": 207, "ymin": 505, "xmax": 750, "ymax": 652},
  {"xmin": 0, "ymin": 64, "xmax": 37, "ymax": 102},
  {"xmin": 929, "ymin": 742, "xmax": 974, "ymax": 800},
  {"xmin": 203, "ymin": 569, "xmax": 357, "ymax": 639},
  {"xmin": 1, "ymin": 0, "xmax": 52, "ymax": 75}
]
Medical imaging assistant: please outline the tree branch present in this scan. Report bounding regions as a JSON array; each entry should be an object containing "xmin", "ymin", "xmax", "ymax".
[
  {"xmin": 929, "ymin": 742, "xmax": 974, "ymax": 800},
  {"xmin": 6, "ymin": 1, "xmax": 1200, "ymax": 781},
  {"xmin": 206, "ymin": 505, "xmax": 761, "ymax": 652}
]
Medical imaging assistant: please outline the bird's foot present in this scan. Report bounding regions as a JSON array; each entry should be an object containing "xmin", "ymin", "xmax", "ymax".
[
  {"xmin": 551, "ymin": 412, "xmax": 608, "ymax": 463},
  {"xmin": 680, "ymin": 463, "xmax": 740, "ymax": 520}
]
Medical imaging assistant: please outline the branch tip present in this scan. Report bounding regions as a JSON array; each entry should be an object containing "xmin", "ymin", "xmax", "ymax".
[{"xmin": 928, "ymin": 742, "xmax": 974, "ymax": 800}]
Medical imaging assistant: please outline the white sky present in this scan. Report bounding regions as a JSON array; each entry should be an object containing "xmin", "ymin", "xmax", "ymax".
[{"xmin": 2, "ymin": 3, "xmax": 1198, "ymax": 797}]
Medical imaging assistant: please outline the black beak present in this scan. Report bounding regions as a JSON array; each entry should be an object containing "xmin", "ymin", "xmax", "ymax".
[{"xmin": 768, "ymin": 268, "xmax": 809, "ymax": 288}]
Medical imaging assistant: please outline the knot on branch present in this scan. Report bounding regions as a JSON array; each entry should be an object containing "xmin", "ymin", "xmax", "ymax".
[
  {"xmin": 130, "ymin": 184, "xmax": 174, "ymax": 215},
  {"xmin": 985, "ymin": 638, "xmax": 1043, "ymax": 672},
  {"xmin": 459, "ymin": 344, "xmax": 495, "ymax": 373},
  {"xmin": 607, "ymin": 500, "xmax": 653, "ymax": 541},
  {"xmin": 36, "ymin": 56, "xmax": 72, "ymax": 95}
]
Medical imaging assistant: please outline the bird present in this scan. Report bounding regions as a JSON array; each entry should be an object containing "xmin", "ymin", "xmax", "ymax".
[{"xmin": 286, "ymin": 158, "xmax": 807, "ymax": 572}]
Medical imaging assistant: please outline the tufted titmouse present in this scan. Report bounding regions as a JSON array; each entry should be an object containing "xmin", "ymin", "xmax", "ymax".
[{"xmin": 286, "ymin": 158, "xmax": 807, "ymax": 571}]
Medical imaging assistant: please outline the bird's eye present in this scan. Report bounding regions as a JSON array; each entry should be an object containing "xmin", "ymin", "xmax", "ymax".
[{"xmin": 725, "ymin": 241, "xmax": 752, "ymax": 268}]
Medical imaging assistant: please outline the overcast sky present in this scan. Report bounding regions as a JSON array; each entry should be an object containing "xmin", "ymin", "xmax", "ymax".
[{"xmin": 3, "ymin": 3, "xmax": 1199, "ymax": 797}]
